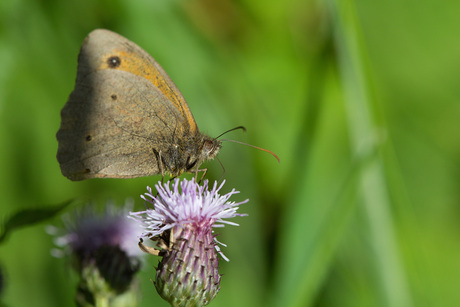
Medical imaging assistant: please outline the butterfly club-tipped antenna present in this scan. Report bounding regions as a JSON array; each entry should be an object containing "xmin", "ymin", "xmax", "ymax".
[
  {"xmin": 215, "ymin": 126, "xmax": 247, "ymax": 139},
  {"xmin": 217, "ymin": 126, "xmax": 280, "ymax": 163}
]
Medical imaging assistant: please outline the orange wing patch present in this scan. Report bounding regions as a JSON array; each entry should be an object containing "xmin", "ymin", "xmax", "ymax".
[{"xmin": 98, "ymin": 50, "xmax": 198, "ymax": 134}]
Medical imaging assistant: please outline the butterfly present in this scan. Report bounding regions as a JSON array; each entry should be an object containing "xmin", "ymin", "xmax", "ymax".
[{"xmin": 57, "ymin": 29, "xmax": 221, "ymax": 181}]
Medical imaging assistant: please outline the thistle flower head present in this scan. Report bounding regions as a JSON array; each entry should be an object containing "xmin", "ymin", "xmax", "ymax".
[
  {"xmin": 129, "ymin": 178, "xmax": 248, "ymax": 306},
  {"xmin": 48, "ymin": 202, "xmax": 144, "ymax": 306}
]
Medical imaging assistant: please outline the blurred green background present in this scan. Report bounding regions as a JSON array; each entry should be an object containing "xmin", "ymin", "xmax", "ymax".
[{"xmin": 1, "ymin": 0, "xmax": 460, "ymax": 306}]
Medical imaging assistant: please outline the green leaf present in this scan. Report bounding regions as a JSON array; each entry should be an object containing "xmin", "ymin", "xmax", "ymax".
[{"xmin": 0, "ymin": 200, "xmax": 73, "ymax": 243}]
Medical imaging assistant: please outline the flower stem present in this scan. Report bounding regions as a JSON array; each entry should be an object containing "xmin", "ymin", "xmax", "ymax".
[{"xmin": 94, "ymin": 294, "xmax": 110, "ymax": 307}]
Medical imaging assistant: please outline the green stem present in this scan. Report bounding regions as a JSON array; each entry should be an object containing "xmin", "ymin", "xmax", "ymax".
[
  {"xmin": 94, "ymin": 294, "xmax": 110, "ymax": 307},
  {"xmin": 327, "ymin": 0, "xmax": 412, "ymax": 306}
]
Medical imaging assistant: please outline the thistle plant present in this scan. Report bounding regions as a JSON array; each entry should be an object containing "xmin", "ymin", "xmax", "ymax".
[
  {"xmin": 129, "ymin": 178, "xmax": 248, "ymax": 307},
  {"xmin": 48, "ymin": 203, "xmax": 144, "ymax": 307}
]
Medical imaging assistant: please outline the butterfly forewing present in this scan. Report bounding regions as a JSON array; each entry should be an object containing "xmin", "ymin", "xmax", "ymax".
[{"xmin": 57, "ymin": 65, "xmax": 189, "ymax": 180}]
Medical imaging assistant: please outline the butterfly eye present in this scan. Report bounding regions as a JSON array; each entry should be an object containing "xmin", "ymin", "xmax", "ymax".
[{"xmin": 203, "ymin": 140, "xmax": 215, "ymax": 154}]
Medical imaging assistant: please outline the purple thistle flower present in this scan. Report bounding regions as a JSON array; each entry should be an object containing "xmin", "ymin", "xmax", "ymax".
[
  {"xmin": 50, "ymin": 203, "xmax": 144, "ymax": 259},
  {"xmin": 48, "ymin": 203, "xmax": 144, "ymax": 306},
  {"xmin": 129, "ymin": 178, "xmax": 248, "ymax": 306}
]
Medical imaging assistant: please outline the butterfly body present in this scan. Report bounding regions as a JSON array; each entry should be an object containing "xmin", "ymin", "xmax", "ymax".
[{"xmin": 57, "ymin": 29, "xmax": 221, "ymax": 180}]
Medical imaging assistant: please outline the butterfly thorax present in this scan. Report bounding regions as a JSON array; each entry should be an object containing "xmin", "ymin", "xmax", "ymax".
[{"xmin": 161, "ymin": 134, "xmax": 222, "ymax": 177}]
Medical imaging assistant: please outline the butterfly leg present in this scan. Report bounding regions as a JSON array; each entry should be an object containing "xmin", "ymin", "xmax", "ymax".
[
  {"xmin": 195, "ymin": 167, "xmax": 208, "ymax": 184},
  {"xmin": 216, "ymin": 157, "xmax": 226, "ymax": 183}
]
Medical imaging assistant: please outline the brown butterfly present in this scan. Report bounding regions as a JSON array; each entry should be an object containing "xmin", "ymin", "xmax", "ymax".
[
  {"xmin": 56, "ymin": 29, "xmax": 224, "ymax": 181},
  {"xmin": 57, "ymin": 29, "xmax": 278, "ymax": 181}
]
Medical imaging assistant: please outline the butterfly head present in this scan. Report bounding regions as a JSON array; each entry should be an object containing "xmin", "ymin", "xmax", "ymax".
[{"xmin": 198, "ymin": 136, "xmax": 222, "ymax": 164}]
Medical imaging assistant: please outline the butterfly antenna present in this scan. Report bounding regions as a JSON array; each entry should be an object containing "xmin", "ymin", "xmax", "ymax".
[
  {"xmin": 220, "ymin": 139, "xmax": 280, "ymax": 163},
  {"xmin": 216, "ymin": 126, "xmax": 246, "ymax": 139}
]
